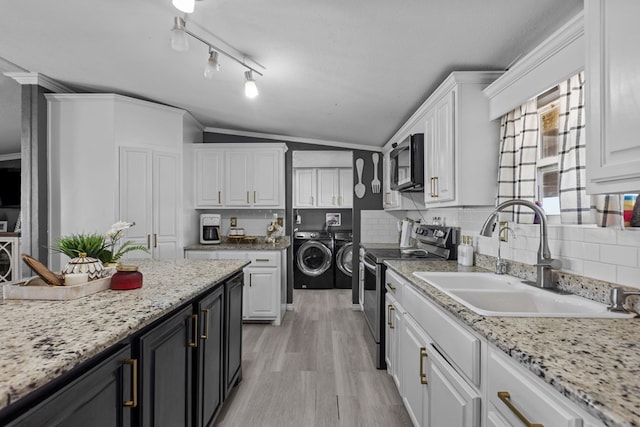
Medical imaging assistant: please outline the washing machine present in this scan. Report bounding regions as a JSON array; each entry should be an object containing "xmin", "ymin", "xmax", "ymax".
[
  {"xmin": 333, "ymin": 231, "xmax": 353, "ymax": 289},
  {"xmin": 293, "ymin": 231, "xmax": 334, "ymax": 289}
]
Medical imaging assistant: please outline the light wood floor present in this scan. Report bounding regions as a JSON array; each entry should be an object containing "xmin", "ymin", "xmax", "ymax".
[{"xmin": 215, "ymin": 289, "xmax": 412, "ymax": 427}]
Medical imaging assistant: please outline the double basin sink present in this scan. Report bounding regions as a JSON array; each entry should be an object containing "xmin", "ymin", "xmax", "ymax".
[{"xmin": 412, "ymin": 272, "xmax": 635, "ymax": 318}]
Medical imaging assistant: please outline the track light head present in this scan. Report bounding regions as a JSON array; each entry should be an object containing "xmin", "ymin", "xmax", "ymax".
[
  {"xmin": 244, "ymin": 70, "xmax": 259, "ymax": 98},
  {"xmin": 172, "ymin": 0, "xmax": 195, "ymax": 14},
  {"xmin": 170, "ymin": 17, "xmax": 189, "ymax": 51},
  {"xmin": 204, "ymin": 50, "xmax": 220, "ymax": 78}
]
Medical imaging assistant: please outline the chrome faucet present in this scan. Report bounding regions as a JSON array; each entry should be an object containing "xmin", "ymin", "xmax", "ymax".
[
  {"xmin": 608, "ymin": 287, "xmax": 640, "ymax": 313},
  {"xmin": 480, "ymin": 199, "xmax": 561, "ymax": 289}
]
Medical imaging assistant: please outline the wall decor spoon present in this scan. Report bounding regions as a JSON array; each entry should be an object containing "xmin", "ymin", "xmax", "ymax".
[{"xmin": 355, "ymin": 158, "xmax": 366, "ymax": 199}]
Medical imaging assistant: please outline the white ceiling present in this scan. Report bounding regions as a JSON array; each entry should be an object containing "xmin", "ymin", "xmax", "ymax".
[{"xmin": 0, "ymin": 0, "xmax": 582, "ymax": 149}]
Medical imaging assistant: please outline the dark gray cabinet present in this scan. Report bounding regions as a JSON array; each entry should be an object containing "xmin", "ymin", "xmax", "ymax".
[
  {"xmin": 196, "ymin": 285, "xmax": 224, "ymax": 427},
  {"xmin": 7, "ymin": 344, "xmax": 134, "ymax": 427},
  {"xmin": 225, "ymin": 272, "xmax": 243, "ymax": 398},
  {"xmin": 139, "ymin": 304, "xmax": 194, "ymax": 427}
]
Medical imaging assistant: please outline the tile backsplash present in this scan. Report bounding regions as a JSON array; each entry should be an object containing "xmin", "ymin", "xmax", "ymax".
[{"xmin": 369, "ymin": 206, "xmax": 640, "ymax": 290}]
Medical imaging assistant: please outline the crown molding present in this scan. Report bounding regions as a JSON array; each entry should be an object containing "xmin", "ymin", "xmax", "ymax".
[
  {"xmin": 3, "ymin": 72, "xmax": 73, "ymax": 93},
  {"xmin": 204, "ymin": 126, "xmax": 381, "ymax": 152},
  {"xmin": 0, "ymin": 153, "xmax": 20, "ymax": 161}
]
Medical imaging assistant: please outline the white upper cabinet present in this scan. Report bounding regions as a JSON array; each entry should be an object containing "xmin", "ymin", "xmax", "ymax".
[
  {"xmin": 292, "ymin": 151, "xmax": 353, "ymax": 209},
  {"xmin": 586, "ymin": 0, "xmax": 640, "ymax": 194},
  {"xmin": 195, "ymin": 149, "xmax": 224, "ymax": 207},
  {"xmin": 422, "ymin": 72, "xmax": 502, "ymax": 207},
  {"xmin": 194, "ymin": 143, "xmax": 286, "ymax": 209},
  {"xmin": 293, "ymin": 168, "xmax": 316, "ymax": 207}
]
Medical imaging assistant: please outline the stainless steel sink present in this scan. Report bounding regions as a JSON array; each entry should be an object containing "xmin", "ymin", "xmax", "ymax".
[{"xmin": 412, "ymin": 272, "xmax": 635, "ymax": 318}]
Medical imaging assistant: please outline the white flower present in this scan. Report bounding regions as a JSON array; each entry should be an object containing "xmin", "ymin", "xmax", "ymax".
[{"xmin": 105, "ymin": 221, "xmax": 135, "ymax": 240}]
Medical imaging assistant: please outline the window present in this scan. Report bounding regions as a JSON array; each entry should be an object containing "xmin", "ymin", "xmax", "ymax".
[{"xmin": 536, "ymin": 87, "xmax": 560, "ymax": 216}]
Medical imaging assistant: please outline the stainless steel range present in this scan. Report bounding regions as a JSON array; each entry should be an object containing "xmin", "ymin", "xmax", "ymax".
[{"xmin": 361, "ymin": 224, "xmax": 460, "ymax": 369}]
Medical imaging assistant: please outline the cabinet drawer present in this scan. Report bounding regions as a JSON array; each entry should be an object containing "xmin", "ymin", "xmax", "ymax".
[
  {"xmin": 404, "ymin": 284, "xmax": 480, "ymax": 386},
  {"xmin": 217, "ymin": 251, "xmax": 248, "ymax": 260},
  {"xmin": 246, "ymin": 251, "xmax": 280, "ymax": 266},
  {"xmin": 385, "ymin": 269, "xmax": 405, "ymax": 305},
  {"xmin": 184, "ymin": 250, "xmax": 218, "ymax": 260},
  {"xmin": 487, "ymin": 347, "xmax": 582, "ymax": 427}
]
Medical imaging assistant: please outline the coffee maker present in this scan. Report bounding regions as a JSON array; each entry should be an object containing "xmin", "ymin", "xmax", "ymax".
[{"xmin": 200, "ymin": 214, "xmax": 221, "ymax": 244}]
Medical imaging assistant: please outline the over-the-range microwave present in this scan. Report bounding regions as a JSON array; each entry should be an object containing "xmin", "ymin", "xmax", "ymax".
[{"xmin": 390, "ymin": 133, "xmax": 424, "ymax": 192}]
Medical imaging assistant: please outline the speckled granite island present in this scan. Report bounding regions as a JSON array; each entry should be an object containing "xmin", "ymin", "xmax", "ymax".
[
  {"xmin": 385, "ymin": 259, "xmax": 640, "ymax": 427},
  {"xmin": 0, "ymin": 258, "xmax": 249, "ymax": 423}
]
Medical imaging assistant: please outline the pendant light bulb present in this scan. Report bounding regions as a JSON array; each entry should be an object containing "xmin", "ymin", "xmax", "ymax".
[
  {"xmin": 172, "ymin": 0, "xmax": 195, "ymax": 13},
  {"xmin": 170, "ymin": 17, "xmax": 189, "ymax": 52},
  {"xmin": 244, "ymin": 70, "xmax": 259, "ymax": 98},
  {"xmin": 204, "ymin": 50, "xmax": 220, "ymax": 79}
]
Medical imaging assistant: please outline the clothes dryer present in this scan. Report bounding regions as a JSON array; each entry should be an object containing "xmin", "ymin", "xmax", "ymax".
[
  {"xmin": 333, "ymin": 231, "xmax": 353, "ymax": 289},
  {"xmin": 293, "ymin": 231, "xmax": 334, "ymax": 289}
]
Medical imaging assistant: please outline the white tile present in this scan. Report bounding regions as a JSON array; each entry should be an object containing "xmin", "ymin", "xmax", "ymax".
[
  {"xmin": 583, "ymin": 261, "xmax": 617, "ymax": 283},
  {"xmin": 617, "ymin": 266, "xmax": 640, "ymax": 288},
  {"xmin": 617, "ymin": 229, "xmax": 640, "ymax": 247},
  {"xmin": 514, "ymin": 250, "xmax": 537, "ymax": 265},
  {"xmin": 599, "ymin": 244, "xmax": 638, "ymax": 267},
  {"xmin": 582, "ymin": 242, "xmax": 600, "ymax": 261},
  {"xmin": 558, "ymin": 257, "xmax": 584, "ymax": 275},
  {"xmin": 584, "ymin": 227, "xmax": 617, "ymax": 243}
]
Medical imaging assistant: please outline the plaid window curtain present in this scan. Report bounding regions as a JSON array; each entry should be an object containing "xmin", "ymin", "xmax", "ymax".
[
  {"xmin": 557, "ymin": 71, "xmax": 622, "ymax": 227},
  {"xmin": 496, "ymin": 99, "xmax": 539, "ymax": 223}
]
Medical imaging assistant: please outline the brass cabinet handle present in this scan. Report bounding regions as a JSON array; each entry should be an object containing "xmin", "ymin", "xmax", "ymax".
[
  {"xmin": 386, "ymin": 282, "xmax": 396, "ymax": 292},
  {"xmin": 246, "ymin": 191, "xmax": 250, "ymax": 204},
  {"xmin": 338, "ymin": 196, "xmax": 343, "ymax": 206},
  {"xmin": 254, "ymin": 191, "xmax": 256, "ymax": 204},
  {"xmin": 433, "ymin": 176, "xmax": 439, "ymax": 198},
  {"xmin": 255, "ymin": 258, "xmax": 270, "ymax": 262},
  {"xmin": 123, "ymin": 358, "xmax": 138, "ymax": 407},
  {"xmin": 147, "ymin": 234, "xmax": 151, "ymax": 249},
  {"xmin": 153, "ymin": 233, "xmax": 157, "ymax": 248},
  {"xmin": 388, "ymin": 305, "xmax": 395, "ymax": 329},
  {"xmin": 311, "ymin": 195, "xmax": 314, "ymax": 205},
  {"xmin": 249, "ymin": 273, "xmax": 252, "ymax": 287},
  {"xmin": 497, "ymin": 391, "xmax": 543, "ymax": 427},
  {"xmin": 188, "ymin": 314, "xmax": 198, "ymax": 348},
  {"xmin": 218, "ymin": 191, "xmax": 221, "ymax": 204},
  {"xmin": 387, "ymin": 304, "xmax": 392, "ymax": 327},
  {"xmin": 200, "ymin": 308, "xmax": 209, "ymax": 339},
  {"xmin": 419, "ymin": 347, "xmax": 428, "ymax": 385}
]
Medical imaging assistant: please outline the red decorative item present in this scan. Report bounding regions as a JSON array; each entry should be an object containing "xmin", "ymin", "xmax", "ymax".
[{"xmin": 111, "ymin": 265, "xmax": 143, "ymax": 290}]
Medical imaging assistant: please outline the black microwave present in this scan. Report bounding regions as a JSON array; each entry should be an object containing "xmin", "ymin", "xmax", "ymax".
[{"xmin": 390, "ymin": 133, "xmax": 424, "ymax": 192}]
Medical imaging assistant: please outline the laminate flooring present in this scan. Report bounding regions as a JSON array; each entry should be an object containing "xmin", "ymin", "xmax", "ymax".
[{"xmin": 215, "ymin": 289, "xmax": 412, "ymax": 427}]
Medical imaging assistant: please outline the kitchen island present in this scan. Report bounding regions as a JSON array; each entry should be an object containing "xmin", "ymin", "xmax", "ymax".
[
  {"xmin": 0, "ymin": 258, "xmax": 249, "ymax": 424},
  {"xmin": 385, "ymin": 259, "xmax": 640, "ymax": 427}
]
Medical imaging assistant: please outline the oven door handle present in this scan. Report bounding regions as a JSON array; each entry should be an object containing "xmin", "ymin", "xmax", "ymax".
[{"xmin": 362, "ymin": 258, "xmax": 377, "ymax": 271}]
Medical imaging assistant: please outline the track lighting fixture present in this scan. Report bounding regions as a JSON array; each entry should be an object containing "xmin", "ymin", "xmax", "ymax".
[
  {"xmin": 170, "ymin": 17, "xmax": 189, "ymax": 51},
  {"xmin": 172, "ymin": 0, "xmax": 195, "ymax": 14},
  {"xmin": 244, "ymin": 71, "xmax": 259, "ymax": 98},
  {"xmin": 169, "ymin": 16, "xmax": 264, "ymax": 98},
  {"xmin": 204, "ymin": 50, "xmax": 220, "ymax": 78}
]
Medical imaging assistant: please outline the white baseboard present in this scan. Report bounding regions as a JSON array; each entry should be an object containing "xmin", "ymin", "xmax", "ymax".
[
  {"xmin": 286, "ymin": 303, "xmax": 295, "ymax": 311},
  {"xmin": 352, "ymin": 304, "xmax": 362, "ymax": 311}
]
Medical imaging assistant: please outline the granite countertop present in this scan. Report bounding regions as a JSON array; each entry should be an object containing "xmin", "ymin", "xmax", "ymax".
[
  {"xmin": 0, "ymin": 259, "xmax": 249, "ymax": 412},
  {"xmin": 359, "ymin": 242, "xmax": 400, "ymax": 249},
  {"xmin": 385, "ymin": 259, "xmax": 640, "ymax": 427},
  {"xmin": 185, "ymin": 235, "xmax": 290, "ymax": 251}
]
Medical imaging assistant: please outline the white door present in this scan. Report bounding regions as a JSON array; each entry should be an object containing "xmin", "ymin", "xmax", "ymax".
[
  {"xmin": 244, "ymin": 267, "xmax": 277, "ymax": 319},
  {"xmin": 428, "ymin": 343, "xmax": 481, "ymax": 427},
  {"xmin": 253, "ymin": 150, "xmax": 280, "ymax": 206},
  {"xmin": 294, "ymin": 168, "xmax": 316, "ymax": 207},
  {"xmin": 338, "ymin": 168, "xmax": 353, "ymax": 207},
  {"xmin": 195, "ymin": 149, "xmax": 224, "ymax": 207},
  {"xmin": 119, "ymin": 147, "xmax": 153, "ymax": 258},
  {"xmin": 152, "ymin": 151, "xmax": 180, "ymax": 259},
  {"xmin": 402, "ymin": 315, "xmax": 430, "ymax": 427},
  {"xmin": 225, "ymin": 151, "xmax": 251, "ymax": 206},
  {"xmin": 317, "ymin": 168, "xmax": 339, "ymax": 207}
]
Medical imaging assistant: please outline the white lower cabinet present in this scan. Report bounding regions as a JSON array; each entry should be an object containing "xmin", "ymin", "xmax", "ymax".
[
  {"xmin": 387, "ymin": 269, "xmax": 606, "ymax": 427},
  {"xmin": 184, "ymin": 249, "xmax": 285, "ymax": 325}
]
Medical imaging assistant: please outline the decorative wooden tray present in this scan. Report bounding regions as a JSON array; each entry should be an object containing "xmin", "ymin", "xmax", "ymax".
[
  {"xmin": 4, "ymin": 276, "xmax": 112, "ymax": 301},
  {"xmin": 226, "ymin": 236, "xmax": 256, "ymax": 245}
]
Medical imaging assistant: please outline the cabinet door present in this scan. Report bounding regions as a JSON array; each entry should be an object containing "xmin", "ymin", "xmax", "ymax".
[
  {"xmin": 338, "ymin": 167, "xmax": 353, "ymax": 207},
  {"xmin": 225, "ymin": 151, "xmax": 252, "ymax": 206},
  {"xmin": 225, "ymin": 273, "xmax": 243, "ymax": 398},
  {"xmin": 152, "ymin": 151, "xmax": 180, "ymax": 259},
  {"xmin": 253, "ymin": 150, "xmax": 281, "ymax": 206},
  {"xmin": 428, "ymin": 343, "xmax": 481, "ymax": 427},
  {"xmin": 6, "ymin": 344, "xmax": 133, "ymax": 427},
  {"xmin": 401, "ymin": 316, "xmax": 430, "ymax": 427},
  {"xmin": 244, "ymin": 266, "xmax": 278, "ymax": 319},
  {"xmin": 317, "ymin": 168, "xmax": 339, "ymax": 207},
  {"xmin": 383, "ymin": 152, "xmax": 400, "ymax": 209},
  {"xmin": 426, "ymin": 92, "xmax": 455, "ymax": 204},
  {"xmin": 120, "ymin": 147, "xmax": 153, "ymax": 258},
  {"xmin": 196, "ymin": 286, "xmax": 224, "ymax": 427},
  {"xmin": 195, "ymin": 149, "xmax": 224, "ymax": 207},
  {"xmin": 139, "ymin": 305, "xmax": 193, "ymax": 427},
  {"xmin": 586, "ymin": 0, "xmax": 640, "ymax": 193},
  {"xmin": 294, "ymin": 168, "xmax": 316, "ymax": 207},
  {"xmin": 384, "ymin": 293, "xmax": 395, "ymax": 373}
]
